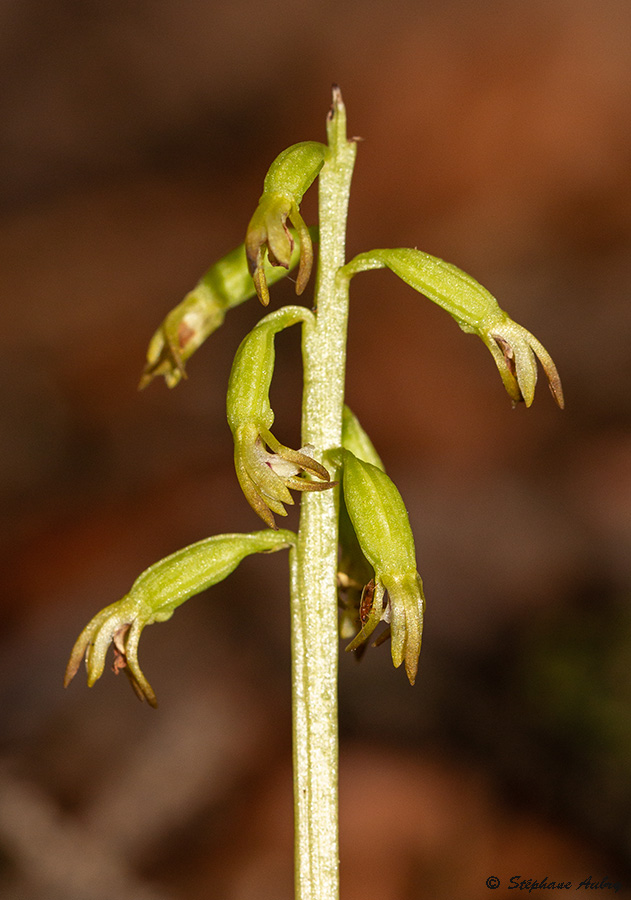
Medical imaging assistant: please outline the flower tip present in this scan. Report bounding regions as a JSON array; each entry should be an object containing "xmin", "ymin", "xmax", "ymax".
[
  {"xmin": 528, "ymin": 332, "xmax": 565, "ymax": 409},
  {"xmin": 138, "ymin": 365, "xmax": 186, "ymax": 392},
  {"xmin": 113, "ymin": 624, "xmax": 158, "ymax": 707},
  {"xmin": 290, "ymin": 207, "xmax": 314, "ymax": 297},
  {"xmin": 137, "ymin": 371, "xmax": 152, "ymax": 391},
  {"xmin": 125, "ymin": 669, "xmax": 158, "ymax": 707},
  {"xmin": 404, "ymin": 656, "xmax": 419, "ymax": 686},
  {"xmin": 138, "ymin": 342, "xmax": 188, "ymax": 390},
  {"xmin": 63, "ymin": 653, "xmax": 82, "ymax": 689},
  {"xmin": 245, "ymin": 228, "xmax": 270, "ymax": 306},
  {"xmin": 63, "ymin": 629, "xmax": 95, "ymax": 689},
  {"xmin": 294, "ymin": 246, "xmax": 313, "ymax": 297},
  {"xmin": 253, "ymin": 268, "xmax": 271, "ymax": 307},
  {"xmin": 547, "ymin": 368, "xmax": 565, "ymax": 409}
]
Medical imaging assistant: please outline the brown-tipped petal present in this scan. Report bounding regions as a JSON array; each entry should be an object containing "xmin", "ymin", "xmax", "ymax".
[
  {"xmin": 120, "ymin": 619, "xmax": 158, "ymax": 707},
  {"xmin": 250, "ymin": 497, "xmax": 279, "ymax": 530},
  {"xmin": 283, "ymin": 476, "xmax": 337, "ymax": 493},
  {"xmin": 383, "ymin": 572, "xmax": 424, "ymax": 686},
  {"xmin": 529, "ymin": 333, "xmax": 565, "ymax": 409},
  {"xmin": 289, "ymin": 206, "xmax": 313, "ymax": 296},
  {"xmin": 64, "ymin": 633, "xmax": 92, "ymax": 688},
  {"xmin": 234, "ymin": 455, "xmax": 281, "ymax": 529},
  {"xmin": 245, "ymin": 216, "xmax": 270, "ymax": 306},
  {"xmin": 64, "ymin": 605, "xmax": 118, "ymax": 689}
]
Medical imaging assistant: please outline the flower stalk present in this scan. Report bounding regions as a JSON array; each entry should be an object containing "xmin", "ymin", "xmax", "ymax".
[{"xmin": 290, "ymin": 87, "xmax": 356, "ymax": 900}]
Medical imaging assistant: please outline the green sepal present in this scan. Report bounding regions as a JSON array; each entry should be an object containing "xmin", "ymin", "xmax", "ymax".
[
  {"xmin": 262, "ymin": 141, "xmax": 329, "ymax": 198},
  {"xmin": 340, "ymin": 248, "xmax": 564, "ymax": 408},
  {"xmin": 246, "ymin": 141, "xmax": 328, "ymax": 305},
  {"xmin": 336, "ymin": 406, "xmax": 382, "ymax": 639},
  {"xmin": 64, "ymin": 530, "xmax": 295, "ymax": 706},
  {"xmin": 140, "ymin": 229, "xmax": 315, "ymax": 389},
  {"xmin": 342, "ymin": 449, "xmax": 416, "ymax": 574},
  {"xmin": 227, "ymin": 306, "xmax": 334, "ymax": 528},
  {"xmin": 227, "ymin": 306, "xmax": 314, "ymax": 430}
]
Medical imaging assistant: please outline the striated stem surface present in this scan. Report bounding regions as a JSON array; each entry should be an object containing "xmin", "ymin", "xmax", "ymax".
[{"xmin": 290, "ymin": 88, "xmax": 356, "ymax": 900}]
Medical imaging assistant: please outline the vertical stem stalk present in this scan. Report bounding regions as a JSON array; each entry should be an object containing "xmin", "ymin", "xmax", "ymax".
[{"xmin": 290, "ymin": 88, "xmax": 356, "ymax": 900}]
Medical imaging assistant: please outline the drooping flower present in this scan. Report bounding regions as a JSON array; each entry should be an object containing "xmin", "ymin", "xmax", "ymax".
[
  {"xmin": 341, "ymin": 448, "xmax": 425, "ymax": 684},
  {"xmin": 139, "ymin": 285, "xmax": 226, "ymax": 389},
  {"xmin": 340, "ymin": 248, "xmax": 564, "ymax": 408},
  {"xmin": 64, "ymin": 531, "xmax": 295, "ymax": 705},
  {"xmin": 245, "ymin": 141, "xmax": 327, "ymax": 305},
  {"xmin": 246, "ymin": 195, "xmax": 313, "ymax": 307},
  {"xmin": 140, "ymin": 237, "xmax": 310, "ymax": 389},
  {"xmin": 227, "ymin": 305, "xmax": 335, "ymax": 528}
]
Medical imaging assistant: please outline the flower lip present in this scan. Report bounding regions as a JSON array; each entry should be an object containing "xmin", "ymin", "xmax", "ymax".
[
  {"xmin": 486, "ymin": 321, "xmax": 564, "ymax": 409},
  {"xmin": 112, "ymin": 622, "xmax": 157, "ymax": 705},
  {"xmin": 236, "ymin": 426, "xmax": 336, "ymax": 529}
]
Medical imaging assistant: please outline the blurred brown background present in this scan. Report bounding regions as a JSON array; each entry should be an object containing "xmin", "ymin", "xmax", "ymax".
[{"xmin": 1, "ymin": 1, "xmax": 631, "ymax": 898}]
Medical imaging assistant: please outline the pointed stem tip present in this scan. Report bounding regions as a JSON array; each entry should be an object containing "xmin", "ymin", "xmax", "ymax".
[{"xmin": 329, "ymin": 84, "xmax": 344, "ymax": 117}]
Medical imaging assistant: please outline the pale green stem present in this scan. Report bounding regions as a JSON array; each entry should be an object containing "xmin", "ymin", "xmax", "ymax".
[{"xmin": 290, "ymin": 89, "xmax": 356, "ymax": 900}]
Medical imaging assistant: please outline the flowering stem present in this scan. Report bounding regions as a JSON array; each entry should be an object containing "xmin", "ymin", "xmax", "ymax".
[{"xmin": 289, "ymin": 88, "xmax": 356, "ymax": 900}]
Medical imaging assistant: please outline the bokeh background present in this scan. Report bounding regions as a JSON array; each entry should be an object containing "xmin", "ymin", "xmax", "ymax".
[{"xmin": 1, "ymin": 1, "xmax": 631, "ymax": 898}]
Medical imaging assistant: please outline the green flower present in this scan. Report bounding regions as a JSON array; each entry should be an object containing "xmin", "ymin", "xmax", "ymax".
[
  {"xmin": 64, "ymin": 531, "xmax": 294, "ymax": 705},
  {"xmin": 139, "ymin": 284, "xmax": 225, "ymax": 389},
  {"xmin": 227, "ymin": 306, "xmax": 335, "ymax": 528},
  {"xmin": 246, "ymin": 141, "xmax": 327, "ymax": 305},
  {"xmin": 341, "ymin": 248, "xmax": 564, "ymax": 408},
  {"xmin": 140, "ymin": 235, "xmax": 309, "ymax": 389},
  {"xmin": 246, "ymin": 195, "xmax": 313, "ymax": 307},
  {"xmin": 341, "ymin": 448, "xmax": 425, "ymax": 685}
]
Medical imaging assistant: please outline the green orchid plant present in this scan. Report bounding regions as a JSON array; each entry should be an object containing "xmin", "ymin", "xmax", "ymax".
[{"xmin": 65, "ymin": 87, "xmax": 563, "ymax": 900}]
